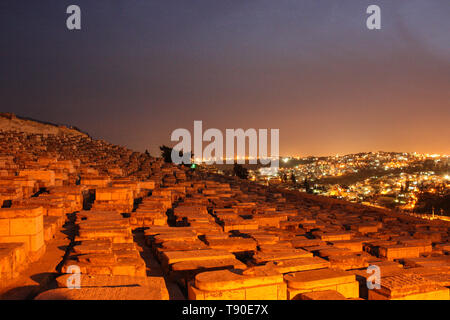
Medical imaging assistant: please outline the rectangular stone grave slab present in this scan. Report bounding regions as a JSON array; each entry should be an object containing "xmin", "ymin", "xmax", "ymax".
[
  {"xmin": 284, "ymin": 268, "xmax": 359, "ymax": 299},
  {"xmin": 368, "ymin": 273, "xmax": 449, "ymax": 300}
]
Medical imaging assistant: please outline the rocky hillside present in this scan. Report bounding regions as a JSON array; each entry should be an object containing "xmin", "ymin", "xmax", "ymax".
[{"xmin": 0, "ymin": 113, "xmax": 88, "ymax": 137}]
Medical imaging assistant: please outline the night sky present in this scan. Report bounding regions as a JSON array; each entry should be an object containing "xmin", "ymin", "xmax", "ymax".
[{"xmin": 1, "ymin": 1, "xmax": 449, "ymax": 157}]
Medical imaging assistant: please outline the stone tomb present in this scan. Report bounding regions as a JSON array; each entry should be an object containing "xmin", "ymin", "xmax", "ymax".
[
  {"xmin": 268, "ymin": 256, "xmax": 330, "ymax": 274},
  {"xmin": 92, "ymin": 187, "xmax": 135, "ymax": 213},
  {"xmin": 36, "ymin": 274, "xmax": 169, "ymax": 300},
  {"xmin": 284, "ymin": 268, "xmax": 359, "ymax": 299},
  {"xmin": 368, "ymin": 273, "xmax": 449, "ymax": 300},
  {"xmin": 205, "ymin": 236, "xmax": 257, "ymax": 254},
  {"xmin": 0, "ymin": 206, "xmax": 45, "ymax": 260},
  {"xmin": 378, "ymin": 244, "xmax": 422, "ymax": 260},
  {"xmin": 0, "ymin": 242, "xmax": 28, "ymax": 282},
  {"xmin": 63, "ymin": 211, "xmax": 145, "ymax": 277},
  {"xmin": 188, "ymin": 266, "xmax": 287, "ymax": 300}
]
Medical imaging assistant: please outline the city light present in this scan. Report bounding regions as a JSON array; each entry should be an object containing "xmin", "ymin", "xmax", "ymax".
[{"xmin": 252, "ymin": 151, "xmax": 449, "ymax": 216}]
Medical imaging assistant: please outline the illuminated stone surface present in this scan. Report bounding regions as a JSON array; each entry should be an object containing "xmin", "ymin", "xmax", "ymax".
[{"xmin": 0, "ymin": 119, "xmax": 448, "ymax": 300}]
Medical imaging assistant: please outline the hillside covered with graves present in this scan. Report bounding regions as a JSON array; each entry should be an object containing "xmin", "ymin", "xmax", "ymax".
[{"xmin": 0, "ymin": 114, "xmax": 449, "ymax": 300}]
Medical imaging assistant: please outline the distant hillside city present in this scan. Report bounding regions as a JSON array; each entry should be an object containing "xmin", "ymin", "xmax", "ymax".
[{"xmin": 205, "ymin": 152, "xmax": 450, "ymax": 218}]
